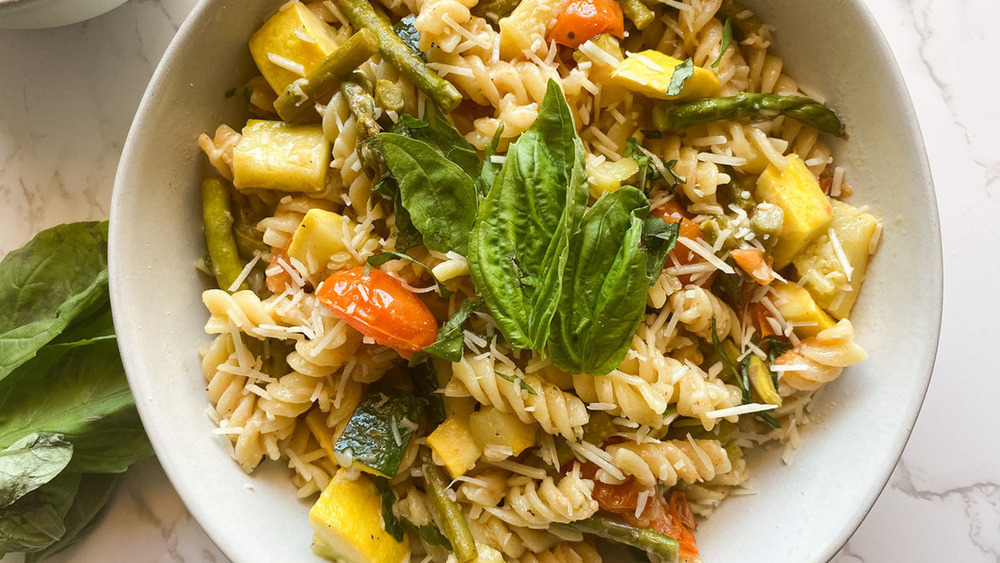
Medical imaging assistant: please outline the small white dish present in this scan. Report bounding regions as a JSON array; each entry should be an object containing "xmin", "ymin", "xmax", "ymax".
[
  {"xmin": 0, "ymin": 0, "xmax": 128, "ymax": 29},
  {"xmin": 109, "ymin": 0, "xmax": 942, "ymax": 561}
]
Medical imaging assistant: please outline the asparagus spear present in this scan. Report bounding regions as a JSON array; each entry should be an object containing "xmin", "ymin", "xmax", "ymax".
[
  {"xmin": 419, "ymin": 448, "xmax": 477, "ymax": 562},
  {"xmin": 341, "ymin": 72, "xmax": 381, "ymax": 139},
  {"xmin": 617, "ymin": 0, "xmax": 655, "ymax": 30},
  {"xmin": 201, "ymin": 178, "xmax": 248, "ymax": 292},
  {"xmin": 558, "ymin": 516, "xmax": 680, "ymax": 562},
  {"xmin": 273, "ymin": 29, "xmax": 379, "ymax": 123},
  {"xmin": 652, "ymin": 93, "xmax": 846, "ymax": 137},
  {"xmin": 337, "ymin": 0, "xmax": 463, "ymax": 112}
]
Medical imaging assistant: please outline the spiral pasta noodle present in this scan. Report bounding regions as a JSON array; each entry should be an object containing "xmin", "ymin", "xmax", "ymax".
[
  {"xmin": 607, "ymin": 438, "xmax": 732, "ymax": 488},
  {"xmin": 779, "ymin": 319, "xmax": 867, "ymax": 393},
  {"xmin": 450, "ymin": 353, "xmax": 590, "ymax": 440},
  {"xmin": 517, "ymin": 542, "xmax": 601, "ymax": 563},
  {"xmin": 485, "ymin": 473, "xmax": 599, "ymax": 528}
]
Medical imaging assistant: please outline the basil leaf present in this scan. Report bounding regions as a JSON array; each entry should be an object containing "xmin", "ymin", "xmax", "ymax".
[
  {"xmin": 410, "ymin": 299, "xmax": 483, "ymax": 365},
  {"xmin": 641, "ymin": 216, "xmax": 680, "ymax": 286},
  {"xmin": 761, "ymin": 337, "xmax": 793, "ymax": 365},
  {"xmin": 548, "ymin": 187, "xmax": 652, "ymax": 375},
  {"xmin": 468, "ymin": 79, "xmax": 589, "ymax": 351},
  {"xmin": 713, "ymin": 17, "xmax": 733, "ymax": 70},
  {"xmin": 366, "ymin": 251, "xmax": 453, "ymax": 298},
  {"xmin": 395, "ymin": 105, "xmax": 481, "ymax": 180},
  {"xmin": 392, "ymin": 15, "xmax": 426, "ymax": 61},
  {"xmin": 22, "ymin": 473, "xmax": 119, "ymax": 563},
  {"xmin": 478, "ymin": 123, "xmax": 505, "ymax": 197},
  {"xmin": 371, "ymin": 133, "xmax": 478, "ymax": 255},
  {"xmin": 624, "ymin": 137, "xmax": 684, "ymax": 191},
  {"xmin": 0, "ymin": 433, "xmax": 73, "ymax": 509},
  {"xmin": 0, "ymin": 221, "xmax": 109, "ymax": 382},
  {"xmin": 403, "ymin": 519, "xmax": 452, "ymax": 548},
  {"xmin": 0, "ymin": 470, "xmax": 79, "ymax": 555},
  {"xmin": 0, "ymin": 339, "xmax": 153, "ymax": 473},
  {"xmin": 667, "ymin": 58, "xmax": 695, "ymax": 96},
  {"xmin": 373, "ymin": 476, "xmax": 405, "ymax": 542}
]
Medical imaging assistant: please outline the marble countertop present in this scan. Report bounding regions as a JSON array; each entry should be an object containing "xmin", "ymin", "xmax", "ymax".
[{"xmin": 1, "ymin": 0, "xmax": 997, "ymax": 560}]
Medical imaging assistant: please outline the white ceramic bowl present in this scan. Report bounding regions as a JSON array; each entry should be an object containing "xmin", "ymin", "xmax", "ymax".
[
  {"xmin": 0, "ymin": 0, "xmax": 127, "ymax": 29},
  {"xmin": 110, "ymin": 0, "xmax": 942, "ymax": 561}
]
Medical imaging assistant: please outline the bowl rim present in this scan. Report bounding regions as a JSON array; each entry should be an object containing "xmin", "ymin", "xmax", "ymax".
[{"xmin": 109, "ymin": 0, "xmax": 943, "ymax": 560}]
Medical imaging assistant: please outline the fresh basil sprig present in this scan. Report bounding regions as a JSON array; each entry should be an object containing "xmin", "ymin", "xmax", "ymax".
[
  {"xmin": 468, "ymin": 79, "xmax": 589, "ymax": 352},
  {"xmin": 548, "ymin": 188, "xmax": 652, "ymax": 375},
  {"xmin": 369, "ymin": 133, "xmax": 479, "ymax": 255}
]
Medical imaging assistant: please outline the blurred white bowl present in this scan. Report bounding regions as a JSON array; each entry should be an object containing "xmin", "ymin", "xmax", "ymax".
[
  {"xmin": 109, "ymin": 0, "xmax": 942, "ymax": 561},
  {"xmin": 0, "ymin": 0, "xmax": 127, "ymax": 28}
]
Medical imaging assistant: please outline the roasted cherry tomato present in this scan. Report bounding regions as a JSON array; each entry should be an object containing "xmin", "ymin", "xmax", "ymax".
[
  {"xmin": 624, "ymin": 491, "xmax": 700, "ymax": 559},
  {"xmin": 651, "ymin": 200, "xmax": 714, "ymax": 286},
  {"xmin": 549, "ymin": 0, "xmax": 625, "ymax": 49},
  {"xmin": 316, "ymin": 267, "xmax": 438, "ymax": 359}
]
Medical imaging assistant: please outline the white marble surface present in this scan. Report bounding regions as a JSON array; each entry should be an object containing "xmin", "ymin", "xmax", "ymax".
[{"xmin": 0, "ymin": 0, "xmax": 997, "ymax": 560}]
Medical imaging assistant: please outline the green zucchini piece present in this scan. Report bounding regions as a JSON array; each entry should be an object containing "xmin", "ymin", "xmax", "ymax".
[{"xmin": 334, "ymin": 385, "xmax": 426, "ymax": 478}]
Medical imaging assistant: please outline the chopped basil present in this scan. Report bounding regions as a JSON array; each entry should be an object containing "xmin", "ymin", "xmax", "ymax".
[
  {"xmin": 712, "ymin": 17, "xmax": 733, "ymax": 70},
  {"xmin": 666, "ymin": 58, "xmax": 695, "ymax": 96}
]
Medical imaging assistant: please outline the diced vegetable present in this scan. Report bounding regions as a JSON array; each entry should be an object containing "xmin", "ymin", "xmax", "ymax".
[
  {"xmin": 749, "ymin": 202, "xmax": 784, "ymax": 249},
  {"xmin": 754, "ymin": 154, "xmax": 833, "ymax": 267},
  {"xmin": 586, "ymin": 156, "xmax": 639, "ymax": 197},
  {"xmin": 650, "ymin": 201, "xmax": 710, "ymax": 286},
  {"xmin": 316, "ymin": 267, "xmax": 438, "ymax": 360},
  {"xmin": 498, "ymin": 0, "xmax": 568, "ymax": 58},
  {"xmin": 411, "ymin": 361, "xmax": 446, "ymax": 423},
  {"xmin": 274, "ymin": 29, "xmax": 379, "ymax": 123},
  {"xmin": 310, "ymin": 469, "xmax": 410, "ymax": 563},
  {"xmin": 617, "ymin": 0, "xmax": 654, "ymax": 30},
  {"xmin": 420, "ymin": 448, "xmax": 478, "ymax": 562},
  {"xmin": 612, "ymin": 51, "xmax": 720, "ymax": 101},
  {"xmin": 426, "ymin": 415, "xmax": 482, "ymax": 477},
  {"xmin": 201, "ymin": 178, "xmax": 248, "ymax": 291},
  {"xmin": 286, "ymin": 209, "xmax": 359, "ymax": 273},
  {"xmin": 549, "ymin": 0, "xmax": 625, "ymax": 49},
  {"xmin": 249, "ymin": 2, "xmax": 344, "ymax": 94},
  {"xmin": 746, "ymin": 354, "xmax": 781, "ymax": 406},
  {"xmin": 768, "ymin": 281, "xmax": 836, "ymax": 338},
  {"xmin": 793, "ymin": 200, "xmax": 881, "ymax": 319},
  {"xmin": 333, "ymin": 385, "xmax": 426, "ymax": 478},
  {"xmin": 232, "ymin": 120, "xmax": 330, "ymax": 193},
  {"xmin": 469, "ymin": 407, "xmax": 537, "ymax": 457},
  {"xmin": 730, "ymin": 248, "xmax": 774, "ymax": 285}
]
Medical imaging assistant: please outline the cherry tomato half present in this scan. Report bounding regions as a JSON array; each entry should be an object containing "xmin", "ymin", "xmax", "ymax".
[
  {"xmin": 316, "ymin": 267, "xmax": 438, "ymax": 360},
  {"xmin": 549, "ymin": 0, "xmax": 625, "ymax": 49},
  {"xmin": 651, "ymin": 201, "xmax": 714, "ymax": 286}
]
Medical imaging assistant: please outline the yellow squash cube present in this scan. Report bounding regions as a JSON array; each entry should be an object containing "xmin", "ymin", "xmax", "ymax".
[
  {"xmin": 426, "ymin": 415, "xmax": 482, "ymax": 478},
  {"xmin": 793, "ymin": 200, "xmax": 882, "ymax": 319},
  {"xmin": 469, "ymin": 406, "xmax": 537, "ymax": 457},
  {"xmin": 249, "ymin": 2, "xmax": 343, "ymax": 94},
  {"xmin": 287, "ymin": 209, "xmax": 359, "ymax": 273},
  {"xmin": 499, "ymin": 0, "xmax": 568, "ymax": 59},
  {"xmin": 612, "ymin": 51, "xmax": 721, "ymax": 101},
  {"xmin": 587, "ymin": 157, "xmax": 639, "ymax": 198},
  {"xmin": 232, "ymin": 120, "xmax": 330, "ymax": 193},
  {"xmin": 768, "ymin": 281, "xmax": 836, "ymax": 338},
  {"xmin": 756, "ymin": 154, "xmax": 833, "ymax": 267},
  {"xmin": 310, "ymin": 470, "xmax": 409, "ymax": 563}
]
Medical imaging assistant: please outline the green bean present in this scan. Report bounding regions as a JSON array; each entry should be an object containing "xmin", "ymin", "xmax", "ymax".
[
  {"xmin": 747, "ymin": 353, "xmax": 782, "ymax": 406},
  {"xmin": 558, "ymin": 516, "xmax": 680, "ymax": 562},
  {"xmin": 419, "ymin": 448, "xmax": 477, "ymax": 562},
  {"xmin": 652, "ymin": 93, "xmax": 846, "ymax": 137},
  {"xmin": 274, "ymin": 29, "xmax": 379, "ymax": 123},
  {"xmin": 470, "ymin": 0, "xmax": 520, "ymax": 27},
  {"xmin": 201, "ymin": 178, "xmax": 248, "ymax": 292},
  {"xmin": 617, "ymin": 0, "xmax": 655, "ymax": 30},
  {"xmin": 341, "ymin": 73, "xmax": 381, "ymax": 139},
  {"xmin": 375, "ymin": 79, "xmax": 405, "ymax": 113},
  {"xmin": 337, "ymin": 0, "xmax": 463, "ymax": 112}
]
